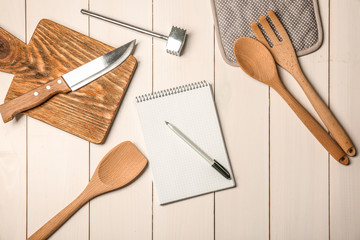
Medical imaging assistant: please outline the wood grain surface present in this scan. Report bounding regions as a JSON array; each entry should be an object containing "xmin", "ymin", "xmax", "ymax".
[
  {"xmin": 152, "ymin": 0, "xmax": 215, "ymax": 239},
  {"xmin": 88, "ymin": 0, "xmax": 153, "ymax": 239},
  {"xmin": 330, "ymin": 0, "xmax": 360, "ymax": 239},
  {"xmin": 0, "ymin": 19, "xmax": 137, "ymax": 143},
  {"xmin": 0, "ymin": 1, "xmax": 27, "ymax": 239},
  {"xmin": 1, "ymin": 0, "xmax": 359, "ymax": 240},
  {"xmin": 270, "ymin": 1, "xmax": 330, "ymax": 238}
]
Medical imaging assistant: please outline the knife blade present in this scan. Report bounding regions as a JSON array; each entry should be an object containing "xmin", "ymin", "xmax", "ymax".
[{"xmin": 0, "ymin": 40, "xmax": 136, "ymax": 123}]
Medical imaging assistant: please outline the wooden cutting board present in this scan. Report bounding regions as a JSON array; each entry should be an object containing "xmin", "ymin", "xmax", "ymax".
[{"xmin": 0, "ymin": 19, "xmax": 137, "ymax": 144}]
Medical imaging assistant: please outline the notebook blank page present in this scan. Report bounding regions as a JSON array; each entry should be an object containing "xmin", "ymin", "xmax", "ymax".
[{"xmin": 136, "ymin": 83, "xmax": 235, "ymax": 204}]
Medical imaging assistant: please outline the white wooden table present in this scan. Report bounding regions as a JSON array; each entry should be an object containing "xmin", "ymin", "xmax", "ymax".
[{"xmin": 1, "ymin": 0, "xmax": 359, "ymax": 239}]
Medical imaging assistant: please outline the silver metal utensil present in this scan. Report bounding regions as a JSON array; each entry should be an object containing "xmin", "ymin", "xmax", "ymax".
[{"xmin": 81, "ymin": 9, "xmax": 187, "ymax": 56}]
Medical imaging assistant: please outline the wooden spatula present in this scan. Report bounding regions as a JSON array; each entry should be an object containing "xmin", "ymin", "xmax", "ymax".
[
  {"xmin": 28, "ymin": 141, "xmax": 148, "ymax": 240},
  {"xmin": 233, "ymin": 37, "xmax": 349, "ymax": 165},
  {"xmin": 250, "ymin": 10, "xmax": 356, "ymax": 156}
]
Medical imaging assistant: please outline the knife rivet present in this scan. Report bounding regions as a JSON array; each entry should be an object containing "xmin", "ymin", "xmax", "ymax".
[
  {"xmin": 57, "ymin": 80, "xmax": 62, "ymax": 84},
  {"xmin": 34, "ymin": 92, "xmax": 39, "ymax": 96},
  {"xmin": 46, "ymin": 86, "xmax": 51, "ymax": 90}
]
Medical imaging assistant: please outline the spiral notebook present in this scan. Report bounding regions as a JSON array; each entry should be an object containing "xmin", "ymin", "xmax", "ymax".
[{"xmin": 135, "ymin": 81, "xmax": 235, "ymax": 205}]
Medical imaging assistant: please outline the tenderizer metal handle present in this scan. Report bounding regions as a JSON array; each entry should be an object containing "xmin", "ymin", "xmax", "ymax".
[{"xmin": 81, "ymin": 9, "xmax": 168, "ymax": 40}]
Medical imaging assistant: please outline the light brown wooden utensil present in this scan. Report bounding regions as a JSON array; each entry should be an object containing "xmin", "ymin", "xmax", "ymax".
[
  {"xmin": 250, "ymin": 10, "xmax": 355, "ymax": 156},
  {"xmin": 28, "ymin": 141, "xmax": 148, "ymax": 240},
  {"xmin": 233, "ymin": 37, "xmax": 349, "ymax": 165}
]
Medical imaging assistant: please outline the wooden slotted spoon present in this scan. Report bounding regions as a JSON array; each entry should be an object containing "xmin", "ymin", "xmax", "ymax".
[
  {"xmin": 250, "ymin": 10, "xmax": 355, "ymax": 156},
  {"xmin": 28, "ymin": 141, "xmax": 148, "ymax": 240},
  {"xmin": 233, "ymin": 37, "xmax": 348, "ymax": 165}
]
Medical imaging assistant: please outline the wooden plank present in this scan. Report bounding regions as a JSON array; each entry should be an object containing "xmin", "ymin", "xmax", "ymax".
[
  {"xmin": 330, "ymin": 0, "xmax": 360, "ymax": 239},
  {"xmin": 153, "ymin": 0, "xmax": 214, "ymax": 89},
  {"xmin": 88, "ymin": 0, "xmax": 153, "ymax": 239},
  {"xmin": 270, "ymin": 1, "xmax": 329, "ymax": 239},
  {"xmin": 152, "ymin": 0, "xmax": 214, "ymax": 239},
  {"xmin": 214, "ymin": 36, "xmax": 269, "ymax": 239},
  {"xmin": 26, "ymin": 1, "xmax": 90, "ymax": 239},
  {"xmin": 0, "ymin": 1, "xmax": 26, "ymax": 239}
]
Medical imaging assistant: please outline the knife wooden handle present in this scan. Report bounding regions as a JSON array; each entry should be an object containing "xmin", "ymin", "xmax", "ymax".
[{"xmin": 0, "ymin": 77, "xmax": 71, "ymax": 123}]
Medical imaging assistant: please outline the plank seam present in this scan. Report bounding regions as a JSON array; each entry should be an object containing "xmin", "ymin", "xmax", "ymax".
[
  {"xmin": 26, "ymin": 118, "xmax": 28, "ymax": 239},
  {"xmin": 213, "ymin": 23, "xmax": 216, "ymax": 240},
  {"xmin": 268, "ymin": 86, "xmax": 271, "ymax": 240},
  {"xmin": 88, "ymin": 141, "xmax": 91, "ymax": 240},
  {"xmin": 25, "ymin": 0, "xmax": 28, "ymax": 238},
  {"xmin": 151, "ymin": 0, "xmax": 154, "ymax": 239},
  {"xmin": 87, "ymin": 1, "xmax": 91, "ymax": 238},
  {"xmin": 328, "ymin": 0, "xmax": 331, "ymax": 239}
]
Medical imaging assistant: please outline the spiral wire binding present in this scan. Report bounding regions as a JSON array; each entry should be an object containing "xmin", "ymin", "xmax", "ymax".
[{"xmin": 135, "ymin": 81, "xmax": 209, "ymax": 103}]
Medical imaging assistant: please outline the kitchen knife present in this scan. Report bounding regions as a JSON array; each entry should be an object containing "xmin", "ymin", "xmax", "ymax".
[{"xmin": 0, "ymin": 40, "xmax": 136, "ymax": 123}]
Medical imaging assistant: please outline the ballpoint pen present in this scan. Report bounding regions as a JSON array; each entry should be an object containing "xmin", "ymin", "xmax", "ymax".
[{"xmin": 165, "ymin": 121, "xmax": 231, "ymax": 180}]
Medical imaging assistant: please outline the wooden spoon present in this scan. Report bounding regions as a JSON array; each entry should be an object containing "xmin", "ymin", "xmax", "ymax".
[
  {"xmin": 233, "ymin": 37, "xmax": 349, "ymax": 165},
  {"xmin": 28, "ymin": 141, "xmax": 148, "ymax": 240},
  {"xmin": 250, "ymin": 10, "xmax": 355, "ymax": 156}
]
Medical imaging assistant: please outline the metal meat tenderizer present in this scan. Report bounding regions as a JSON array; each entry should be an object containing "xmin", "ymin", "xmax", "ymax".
[{"xmin": 81, "ymin": 9, "xmax": 187, "ymax": 56}]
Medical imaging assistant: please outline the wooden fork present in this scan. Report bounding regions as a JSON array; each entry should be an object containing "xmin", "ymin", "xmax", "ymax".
[{"xmin": 251, "ymin": 10, "xmax": 356, "ymax": 157}]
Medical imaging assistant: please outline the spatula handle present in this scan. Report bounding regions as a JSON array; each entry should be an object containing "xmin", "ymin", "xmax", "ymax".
[
  {"xmin": 293, "ymin": 68, "xmax": 356, "ymax": 156},
  {"xmin": 0, "ymin": 77, "xmax": 71, "ymax": 123},
  {"xmin": 275, "ymin": 83, "xmax": 349, "ymax": 165},
  {"xmin": 28, "ymin": 190, "xmax": 90, "ymax": 240}
]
